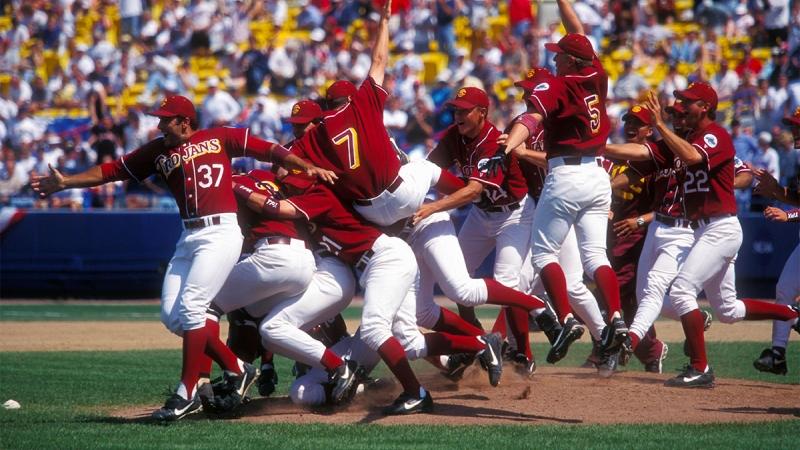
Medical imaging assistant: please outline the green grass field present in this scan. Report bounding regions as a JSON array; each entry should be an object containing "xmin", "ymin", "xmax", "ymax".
[{"xmin": 0, "ymin": 303, "xmax": 797, "ymax": 449}]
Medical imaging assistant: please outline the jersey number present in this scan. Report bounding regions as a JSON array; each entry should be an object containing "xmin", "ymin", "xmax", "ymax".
[
  {"xmin": 332, "ymin": 128, "xmax": 360, "ymax": 170},
  {"xmin": 584, "ymin": 94, "xmax": 601, "ymax": 135},
  {"xmin": 683, "ymin": 169, "xmax": 709, "ymax": 194},
  {"xmin": 197, "ymin": 163, "xmax": 224, "ymax": 188}
]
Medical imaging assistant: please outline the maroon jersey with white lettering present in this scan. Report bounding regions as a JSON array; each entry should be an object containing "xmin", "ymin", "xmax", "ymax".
[
  {"xmin": 233, "ymin": 170, "xmax": 310, "ymax": 251},
  {"xmin": 629, "ymin": 140, "xmax": 686, "ymax": 219},
  {"xmin": 428, "ymin": 121, "xmax": 528, "ymax": 208},
  {"xmin": 286, "ymin": 183, "xmax": 380, "ymax": 265},
  {"xmin": 526, "ymin": 58, "xmax": 611, "ymax": 158},
  {"xmin": 104, "ymin": 127, "xmax": 279, "ymax": 219},
  {"xmin": 681, "ymin": 122, "xmax": 736, "ymax": 220},
  {"xmin": 290, "ymin": 77, "xmax": 400, "ymax": 200}
]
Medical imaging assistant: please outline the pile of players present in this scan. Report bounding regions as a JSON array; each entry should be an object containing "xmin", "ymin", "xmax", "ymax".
[{"xmin": 31, "ymin": 0, "xmax": 800, "ymax": 422}]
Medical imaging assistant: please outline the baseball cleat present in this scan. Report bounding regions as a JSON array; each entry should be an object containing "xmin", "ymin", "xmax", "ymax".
[
  {"xmin": 683, "ymin": 310, "xmax": 713, "ymax": 357},
  {"xmin": 580, "ymin": 338, "xmax": 602, "ymax": 369},
  {"xmin": 512, "ymin": 352, "xmax": 536, "ymax": 377},
  {"xmin": 643, "ymin": 341, "xmax": 668, "ymax": 374},
  {"xmin": 478, "ymin": 332, "xmax": 504, "ymax": 386},
  {"xmin": 330, "ymin": 359, "xmax": 360, "ymax": 405},
  {"xmin": 382, "ymin": 388, "xmax": 434, "ymax": 415},
  {"xmin": 441, "ymin": 353, "xmax": 475, "ymax": 381},
  {"xmin": 617, "ymin": 335, "xmax": 634, "ymax": 367},
  {"xmin": 257, "ymin": 363, "xmax": 278, "ymax": 397},
  {"xmin": 229, "ymin": 362, "xmax": 259, "ymax": 398},
  {"xmin": 534, "ymin": 309, "xmax": 562, "ymax": 346},
  {"xmin": 152, "ymin": 392, "xmax": 202, "ymax": 422},
  {"xmin": 664, "ymin": 365, "xmax": 715, "ymax": 388},
  {"xmin": 596, "ymin": 349, "xmax": 619, "ymax": 378},
  {"xmin": 753, "ymin": 347, "xmax": 787, "ymax": 375},
  {"xmin": 547, "ymin": 317, "xmax": 584, "ymax": 364},
  {"xmin": 197, "ymin": 382, "xmax": 216, "ymax": 412},
  {"xmin": 600, "ymin": 317, "xmax": 629, "ymax": 354}
]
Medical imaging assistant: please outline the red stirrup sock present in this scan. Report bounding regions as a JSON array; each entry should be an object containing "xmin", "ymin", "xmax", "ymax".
[
  {"xmin": 378, "ymin": 337, "xmax": 421, "ymax": 395},
  {"xmin": 484, "ymin": 278, "xmax": 547, "ymax": 310},
  {"xmin": 680, "ymin": 309, "xmax": 709, "ymax": 372},
  {"xmin": 433, "ymin": 307, "xmax": 484, "ymax": 336},
  {"xmin": 540, "ymin": 263, "xmax": 572, "ymax": 323},
  {"xmin": 204, "ymin": 318, "xmax": 242, "ymax": 374},
  {"xmin": 593, "ymin": 265, "xmax": 622, "ymax": 320},
  {"xmin": 743, "ymin": 299, "xmax": 799, "ymax": 321}
]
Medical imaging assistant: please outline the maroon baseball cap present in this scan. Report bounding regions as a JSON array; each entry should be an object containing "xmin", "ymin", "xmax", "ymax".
[
  {"xmin": 665, "ymin": 100, "xmax": 686, "ymax": 114},
  {"xmin": 287, "ymin": 100, "xmax": 324, "ymax": 124},
  {"xmin": 446, "ymin": 87, "xmax": 490, "ymax": 110},
  {"xmin": 514, "ymin": 67, "xmax": 554, "ymax": 91},
  {"xmin": 622, "ymin": 105, "xmax": 652, "ymax": 125},
  {"xmin": 674, "ymin": 82, "xmax": 718, "ymax": 111},
  {"xmin": 326, "ymin": 80, "xmax": 357, "ymax": 101},
  {"xmin": 782, "ymin": 106, "xmax": 800, "ymax": 126},
  {"xmin": 148, "ymin": 95, "xmax": 197, "ymax": 122},
  {"xmin": 545, "ymin": 33, "xmax": 595, "ymax": 60}
]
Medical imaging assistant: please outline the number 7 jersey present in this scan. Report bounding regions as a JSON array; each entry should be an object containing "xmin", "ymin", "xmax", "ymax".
[{"xmin": 290, "ymin": 77, "xmax": 401, "ymax": 201}]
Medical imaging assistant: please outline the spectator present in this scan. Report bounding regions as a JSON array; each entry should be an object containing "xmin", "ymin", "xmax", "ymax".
[
  {"xmin": 384, "ymin": 96, "xmax": 409, "ymax": 147},
  {"xmin": 775, "ymin": 129, "xmax": 799, "ymax": 185},
  {"xmin": 712, "ymin": 58, "xmax": 741, "ymax": 103},
  {"xmin": 9, "ymin": 75, "xmax": 32, "ymax": 106},
  {"xmin": 508, "ymin": 0, "xmax": 535, "ymax": 39},
  {"xmin": 0, "ymin": 150, "xmax": 30, "ymax": 205},
  {"xmin": 764, "ymin": 0, "xmax": 790, "ymax": 47},
  {"xmin": 732, "ymin": 118, "xmax": 761, "ymax": 163},
  {"xmin": 245, "ymin": 95, "xmax": 282, "ymax": 142},
  {"xmin": 659, "ymin": 64, "xmax": 688, "ymax": 104},
  {"xmin": 436, "ymin": 0, "xmax": 461, "ymax": 59},
  {"xmin": 240, "ymin": 35, "xmax": 271, "ymax": 95},
  {"xmin": 669, "ymin": 29, "xmax": 701, "ymax": 65},
  {"xmin": 613, "ymin": 59, "xmax": 649, "ymax": 102},
  {"xmin": 753, "ymin": 131, "xmax": 781, "ymax": 181},
  {"xmin": 200, "ymin": 77, "xmax": 242, "ymax": 128}
]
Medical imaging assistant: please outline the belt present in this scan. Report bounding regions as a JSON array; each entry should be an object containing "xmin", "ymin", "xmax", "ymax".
[
  {"xmin": 655, "ymin": 213, "xmax": 692, "ymax": 228},
  {"xmin": 264, "ymin": 236, "xmax": 310, "ymax": 249},
  {"xmin": 548, "ymin": 156, "xmax": 603, "ymax": 169},
  {"xmin": 183, "ymin": 215, "xmax": 221, "ymax": 230},
  {"xmin": 689, "ymin": 213, "xmax": 736, "ymax": 230},
  {"xmin": 353, "ymin": 176, "xmax": 404, "ymax": 206},
  {"xmin": 354, "ymin": 249, "xmax": 375, "ymax": 272},
  {"xmin": 485, "ymin": 201, "xmax": 521, "ymax": 213}
]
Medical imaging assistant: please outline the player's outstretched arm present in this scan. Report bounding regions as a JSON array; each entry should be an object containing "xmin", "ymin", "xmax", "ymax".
[
  {"xmin": 411, "ymin": 180, "xmax": 483, "ymax": 225},
  {"xmin": 511, "ymin": 144, "xmax": 548, "ymax": 168},
  {"xmin": 233, "ymin": 182, "xmax": 303, "ymax": 219},
  {"xmin": 30, "ymin": 164, "xmax": 106, "ymax": 197},
  {"xmin": 753, "ymin": 168, "xmax": 800, "ymax": 206},
  {"xmin": 604, "ymin": 143, "xmax": 651, "ymax": 161},
  {"xmin": 644, "ymin": 91, "xmax": 703, "ymax": 165},
  {"xmin": 368, "ymin": 0, "xmax": 392, "ymax": 86},
  {"xmin": 557, "ymin": 0, "xmax": 585, "ymax": 35}
]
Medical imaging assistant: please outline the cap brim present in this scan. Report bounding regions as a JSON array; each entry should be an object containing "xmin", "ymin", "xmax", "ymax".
[
  {"xmin": 147, "ymin": 109, "xmax": 180, "ymax": 118},
  {"xmin": 673, "ymin": 90, "xmax": 700, "ymax": 102},
  {"xmin": 544, "ymin": 42, "xmax": 564, "ymax": 53},
  {"xmin": 287, "ymin": 116, "xmax": 315, "ymax": 124},
  {"xmin": 622, "ymin": 112, "xmax": 650, "ymax": 125},
  {"xmin": 446, "ymin": 99, "xmax": 477, "ymax": 109},
  {"xmin": 514, "ymin": 80, "xmax": 536, "ymax": 90}
]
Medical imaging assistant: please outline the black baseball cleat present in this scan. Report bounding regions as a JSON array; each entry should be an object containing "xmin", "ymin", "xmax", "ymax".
[
  {"xmin": 753, "ymin": 347, "xmax": 787, "ymax": 375},
  {"xmin": 534, "ymin": 310, "xmax": 563, "ymax": 346},
  {"xmin": 478, "ymin": 332, "xmax": 503, "ymax": 386},
  {"xmin": 441, "ymin": 353, "xmax": 475, "ymax": 381},
  {"xmin": 382, "ymin": 389, "xmax": 434, "ymax": 415},
  {"xmin": 330, "ymin": 359, "xmax": 360, "ymax": 405},
  {"xmin": 664, "ymin": 364, "xmax": 715, "ymax": 388},
  {"xmin": 599, "ymin": 317, "xmax": 629, "ymax": 354},
  {"xmin": 512, "ymin": 352, "xmax": 536, "ymax": 377},
  {"xmin": 229, "ymin": 362, "xmax": 258, "ymax": 398},
  {"xmin": 596, "ymin": 349, "xmax": 620, "ymax": 378},
  {"xmin": 547, "ymin": 317, "xmax": 584, "ymax": 364},
  {"xmin": 258, "ymin": 363, "xmax": 278, "ymax": 397},
  {"xmin": 643, "ymin": 341, "xmax": 668, "ymax": 374},
  {"xmin": 152, "ymin": 392, "xmax": 202, "ymax": 422}
]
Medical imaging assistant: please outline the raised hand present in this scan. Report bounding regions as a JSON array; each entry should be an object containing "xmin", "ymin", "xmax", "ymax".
[
  {"xmin": 763, "ymin": 206, "xmax": 788, "ymax": 222},
  {"xmin": 30, "ymin": 164, "xmax": 66, "ymax": 197},
  {"xmin": 307, "ymin": 166, "xmax": 338, "ymax": 184},
  {"xmin": 753, "ymin": 168, "xmax": 781, "ymax": 199}
]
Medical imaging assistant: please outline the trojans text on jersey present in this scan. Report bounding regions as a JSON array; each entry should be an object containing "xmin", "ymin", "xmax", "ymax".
[{"xmin": 155, "ymin": 138, "xmax": 223, "ymax": 177}]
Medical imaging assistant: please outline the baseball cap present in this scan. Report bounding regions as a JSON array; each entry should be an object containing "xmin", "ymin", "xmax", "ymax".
[
  {"xmin": 287, "ymin": 100, "xmax": 324, "ymax": 124},
  {"xmin": 782, "ymin": 106, "xmax": 800, "ymax": 127},
  {"xmin": 514, "ymin": 67, "xmax": 553, "ymax": 91},
  {"xmin": 446, "ymin": 87, "xmax": 490, "ymax": 110},
  {"xmin": 758, "ymin": 131, "xmax": 772, "ymax": 143},
  {"xmin": 326, "ymin": 80, "xmax": 357, "ymax": 101},
  {"xmin": 544, "ymin": 33, "xmax": 595, "ymax": 60},
  {"xmin": 665, "ymin": 100, "xmax": 686, "ymax": 114},
  {"xmin": 148, "ymin": 95, "xmax": 197, "ymax": 123},
  {"xmin": 674, "ymin": 82, "xmax": 718, "ymax": 111},
  {"xmin": 206, "ymin": 76, "xmax": 219, "ymax": 88},
  {"xmin": 622, "ymin": 105, "xmax": 652, "ymax": 125}
]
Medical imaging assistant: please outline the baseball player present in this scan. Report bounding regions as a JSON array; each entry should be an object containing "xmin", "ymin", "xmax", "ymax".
[
  {"xmin": 750, "ymin": 107, "xmax": 800, "ymax": 375},
  {"xmin": 30, "ymin": 95, "xmax": 335, "ymax": 421},
  {"xmin": 486, "ymin": 0, "xmax": 626, "ymax": 364},
  {"xmin": 413, "ymin": 86, "xmax": 538, "ymax": 370},
  {"xmin": 235, "ymin": 171, "xmax": 505, "ymax": 414},
  {"xmin": 633, "ymin": 86, "xmax": 800, "ymax": 387}
]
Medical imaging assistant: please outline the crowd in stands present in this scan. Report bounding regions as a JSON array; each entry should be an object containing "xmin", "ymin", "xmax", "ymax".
[{"xmin": 1, "ymin": 0, "xmax": 799, "ymax": 212}]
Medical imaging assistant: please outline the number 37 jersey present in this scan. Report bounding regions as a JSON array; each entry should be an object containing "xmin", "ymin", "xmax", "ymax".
[
  {"xmin": 290, "ymin": 77, "xmax": 401, "ymax": 201},
  {"xmin": 525, "ymin": 58, "xmax": 610, "ymax": 157}
]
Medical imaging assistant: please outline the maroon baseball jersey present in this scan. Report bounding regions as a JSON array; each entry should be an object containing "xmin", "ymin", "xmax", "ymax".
[
  {"xmin": 285, "ymin": 183, "xmax": 381, "ymax": 265},
  {"xmin": 509, "ymin": 116, "xmax": 546, "ymax": 201},
  {"xmin": 428, "ymin": 121, "xmax": 528, "ymax": 208},
  {"xmin": 526, "ymin": 58, "xmax": 611, "ymax": 158},
  {"xmin": 680, "ymin": 122, "xmax": 736, "ymax": 220},
  {"xmin": 233, "ymin": 170, "xmax": 310, "ymax": 251},
  {"xmin": 102, "ymin": 127, "xmax": 280, "ymax": 219},
  {"xmin": 629, "ymin": 140, "xmax": 685, "ymax": 219},
  {"xmin": 290, "ymin": 77, "xmax": 400, "ymax": 201}
]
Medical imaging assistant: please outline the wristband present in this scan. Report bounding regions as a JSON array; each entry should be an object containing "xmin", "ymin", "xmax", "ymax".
[
  {"xmin": 232, "ymin": 183, "xmax": 254, "ymax": 199},
  {"xmin": 787, "ymin": 209, "xmax": 800, "ymax": 222},
  {"xmin": 261, "ymin": 196, "xmax": 280, "ymax": 215}
]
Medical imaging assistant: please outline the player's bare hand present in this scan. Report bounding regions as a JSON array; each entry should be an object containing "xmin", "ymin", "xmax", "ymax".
[
  {"xmin": 29, "ymin": 164, "xmax": 66, "ymax": 197},
  {"xmin": 496, "ymin": 134, "xmax": 509, "ymax": 146},
  {"xmin": 412, "ymin": 203, "xmax": 438, "ymax": 226},
  {"xmin": 763, "ymin": 206, "xmax": 789, "ymax": 222},
  {"xmin": 307, "ymin": 166, "xmax": 338, "ymax": 184},
  {"xmin": 643, "ymin": 91, "xmax": 663, "ymax": 125},
  {"xmin": 753, "ymin": 169, "xmax": 780, "ymax": 198},
  {"xmin": 613, "ymin": 217, "xmax": 639, "ymax": 238}
]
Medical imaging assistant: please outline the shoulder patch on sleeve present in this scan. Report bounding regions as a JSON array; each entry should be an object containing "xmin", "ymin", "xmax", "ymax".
[
  {"xmin": 703, "ymin": 133, "xmax": 718, "ymax": 148},
  {"xmin": 533, "ymin": 83, "xmax": 550, "ymax": 92}
]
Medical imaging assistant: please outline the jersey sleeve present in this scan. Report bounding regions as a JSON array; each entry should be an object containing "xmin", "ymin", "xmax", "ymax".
[
  {"xmin": 285, "ymin": 184, "xmax": 334, "ymax": 221},
  {"xmin": 734, "ymin": 156, "xmax": 752, "ymax": 176},
  {"xmin": 115, "ymin": 139, "xmax": 164, "ymax": 182},
  {"xmin": 356, "ymin": 77, "xmax": 389, "ymax": 113},
  {"xmin": 427, "ymin": 129, "xmax": 457, "ymax": 169},
  {"xmin": 525, "ymin": 79, "xmax": 564, "ymax": 119},
  {"xmin": 692, "ymin": 127, "xmax": 732, "ymax": 171},
  {"xmin": 627, "ymin": 141, "xmax": 671, "ymax": 177}
]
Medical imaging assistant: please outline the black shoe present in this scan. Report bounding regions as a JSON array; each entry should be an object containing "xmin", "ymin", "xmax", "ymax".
[
  {"xmin": 512, "ymin": 352, "xmax": 536, "ymax": 377},
  {"xmin": 753, "ymin": 347, "xmax": 787, "ymax": 375},
  {"xmin": 152, "ymin": 392, "xmax": 201, "ymax": 421},
  {"xmin": 330, "ymin": 359, "xmax": 360, "ymax": 405},
  {"xmin": 596, "ymin": 349, "xmax": 619, "ymax": 378},
  {"xmin": 478, "ymin": 332, "xmax": 503, "ymax": 386},
  {"xmin": 664, "ymin": 364, "xmax": 715, "ymax": 388},
  {"xmin": 257, "ymin": 363, "xmax": 278, "ymax": 397},
  {"xmin": 580, "ymin": 338, "xmax": 601, "ymax": 368},
  {"xmin": 600, "ymin": 317, "xmax": 629, "ymax": 354},
  {"xmin": 643, "ymin": 341, "xmax": 668, "ymax": 374},
  {"xmin": 547, "ymin": 317, "xmax": 584, "ymax": 364},
  {"xmin": 382, "ymin": 389, "xmax": 434, "ymax": 415},
  {"xmin": 197, "ymin": 382, "xmax": 215, "ymax": 412},
  {"xmin": 228, "ymin": 363, "xmax": 258, "ymax": 398},
  {"xmin": 683, "ymin": 310, "xmax": 713, "ymax": 356},
  {"xmin": 207, "ymin": 363, "xmax": 258, "ymax": 412},
  {"xmin": 441, "ymin": 353, "xmax": 475, "ymax": 381},
  {"xmin": 534, "ymin": 310, "xmax": 562, "ymax": 346}
]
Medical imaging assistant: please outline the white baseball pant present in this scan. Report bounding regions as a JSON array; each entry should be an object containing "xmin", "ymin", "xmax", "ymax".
[
  {"xmin": 531, "ymin": 158, "xmax": 611, "ymax": 277},
  {"xmin": 353, "ymin": 159, "xmax": 441, "ymax": 227},
  {"xmin": 161, "ymin": 213, "xmax": 242, "ymax": 333},
  {"xmin": 212, "ymin": 237, "xmax": 315, "ymax": 314},
  {"xmin": 628, "ymin": 221, "xmax": 694, "ymax": 340},
  {"xmin": 257, "ymin": 254, "xmax": 356, "ymax": 368},
  {"xmin": 772, "ymin": 242, "xmax": 800, "ymax": 349}
]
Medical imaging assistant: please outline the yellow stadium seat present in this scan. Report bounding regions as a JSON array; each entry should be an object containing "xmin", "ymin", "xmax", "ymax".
[
  {"xmin": 420, "ymin": 52, "xmax": 448, "ymax": 84},
  {"xmin": 751, "ymin": 47, "xmax": 772, "ymax": 62},
  {"xmin": 487, "ymin": 16, "xmax": 508, "ymax": 41}
]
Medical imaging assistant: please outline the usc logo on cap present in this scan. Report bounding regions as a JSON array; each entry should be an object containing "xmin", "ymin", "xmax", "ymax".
[
  {"xmin": 632, "ymin": 105, "xmax": 642, "ymax": 113},
  {"xmin": 527, "ymin": 69, "xmax": 537, "ymax": 78},
  {"xmin": 292, "ymin": 104, "xmax": 301, "ymax": 116},
  {"xmin": 290, "ymin": 169, "xmax": 302, "ymax": 175},
  {"xmin": 457, "ymin": 88, "xmax": 467, "ymax": 97},
  {"xmin": 160, "ymin": 98, "xmax": 168, "ymax": 107}
]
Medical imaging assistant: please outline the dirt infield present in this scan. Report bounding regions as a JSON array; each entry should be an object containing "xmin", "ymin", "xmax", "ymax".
[{"xmin": 114, "ymin": 365, "xmax": 800, "ymax": 425}]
